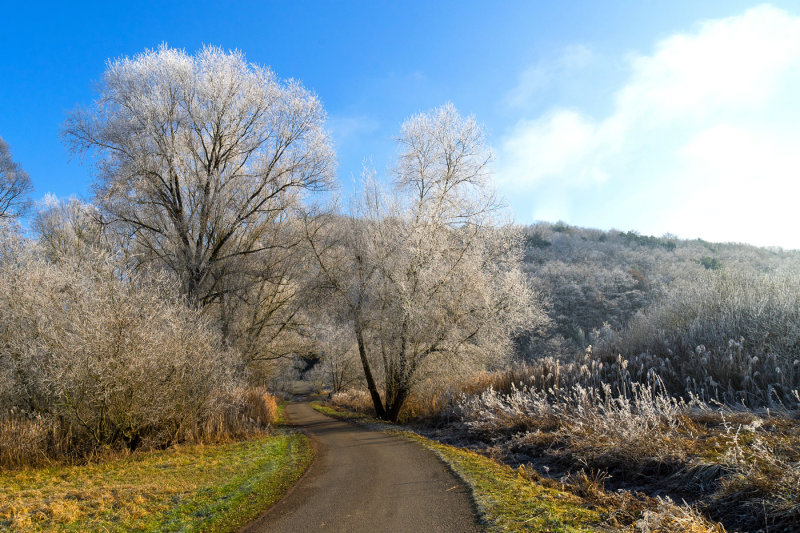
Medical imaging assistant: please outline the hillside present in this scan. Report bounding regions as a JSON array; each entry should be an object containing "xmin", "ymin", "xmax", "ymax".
[{"xmin": 518, "ymin": 222, "xmax": 800, "ymax": 361}]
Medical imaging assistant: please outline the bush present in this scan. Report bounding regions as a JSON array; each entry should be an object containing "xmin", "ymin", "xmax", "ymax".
[
  {"xmin": 330, "ymin": 389, "xmax": 374, "ymax": 415},
  {"xmin": 0, "ymin": 226, "xmax": 254, "ymax": 465},
  {"xmin": 599, "ymin": 270, "xmax": 800, "ymax": 407}
]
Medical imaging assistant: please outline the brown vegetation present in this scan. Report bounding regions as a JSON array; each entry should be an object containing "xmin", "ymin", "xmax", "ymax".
[
  {"xmin": 329, "ymin": 354, "xmax": 798, "ymax": 531},
  {"xmin": 0, "ymin": 223, "xmax": 280, "ymax": 468}
]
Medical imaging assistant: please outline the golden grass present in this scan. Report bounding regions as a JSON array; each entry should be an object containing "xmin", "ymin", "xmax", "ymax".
[
  {"xmin": 0, "ymin": 431, "xmax": 312, "ymax": 532},
  {"xmin": 399, "ymin": 431, "xmax": 606, "ymax": 532}
]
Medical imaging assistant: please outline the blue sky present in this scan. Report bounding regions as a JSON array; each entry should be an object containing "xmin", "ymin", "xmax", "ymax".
[{"xmin": 2, "ymin": 1, "xmax": 799, "ymax": 247}]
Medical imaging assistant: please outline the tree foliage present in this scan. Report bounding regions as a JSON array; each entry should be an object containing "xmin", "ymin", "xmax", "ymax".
[
  {"xmin": 64, "ymin": 45, "xmax": 334, "ymax": 310},
  {"xmin": 0, "ymin": 137, "xmax": 33, "ymax": 219},
  {"xmin": 32, "ymin": 195, "xmax": 105, "ymax": 263},
  {"xmin": 311, "ymin": 105, "xmax": 544, "ymax": 421}
]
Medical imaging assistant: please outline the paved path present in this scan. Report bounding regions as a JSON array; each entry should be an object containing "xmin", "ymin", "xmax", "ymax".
[{"xmin": 241, "ymin": 402, "xmax": 482, "ymax": 533}]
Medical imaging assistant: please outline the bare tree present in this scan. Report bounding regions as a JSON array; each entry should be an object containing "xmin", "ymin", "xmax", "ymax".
[
  {"xmin": 63, "ymin": 45, "xmax": 335, "ymax": 312},
  {"xmin": 210, "ymin": 218, "xmax": 318, "ymax": 365},
  {"xmin": 306, "ymin": 318, "xmax": 362, "ymax": 394},
  {"xmin": 32, "ymin": 195, "xmax": 105, "ymax": 262},
  {"xmin": 0, "ymin": 137, "xmax": 33, "ymax": 219},
  {"xmin": 310, "ymin": 105, "xmax": 544, "ymax": 421}
]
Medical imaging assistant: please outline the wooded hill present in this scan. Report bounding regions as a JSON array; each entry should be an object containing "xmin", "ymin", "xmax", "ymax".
[{"xmin": 519, "ymin": 221, "xmax": 800, "ymax": 366}]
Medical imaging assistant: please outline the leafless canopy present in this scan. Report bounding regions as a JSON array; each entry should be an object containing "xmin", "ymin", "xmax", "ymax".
[
  {"xmin": 63, "ymin": 45, "xmax": 335, "ymax": 307},
  {"xmin": 310, "ymin": 105, "xmax": 543, "ymax": 421},
  {"xmin": 0, "ymin": 137, "xmax": 33, "ymax": 219}
]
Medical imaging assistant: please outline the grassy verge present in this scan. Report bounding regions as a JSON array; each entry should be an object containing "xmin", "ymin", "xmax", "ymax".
[
  {"xmin": 401, "ymin": 432, "xmax": 606, "ymax": 532},
  {"xmin": 311, "ymin": 402, "xmax": 606, "ymax": 532},
  {"xmin": 0, "ymin": 432, "xmax": 312, "ymax": 532},
  {"xmin": 274, "ymin": 402, "xmax": 288, "ymax": 425},
  {"xmin": 310, "ymin": 402, "xmax": 375, "ymax": 422}
]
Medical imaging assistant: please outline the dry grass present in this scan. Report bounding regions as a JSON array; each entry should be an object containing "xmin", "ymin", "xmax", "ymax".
[
  {"xmin": 329, "ymin": 389, "xmax": 375, "ymax": 416},
  {"xmin": 0, "ymin": 416, "xmax": 69, "ymax": 469},
  {"xmin": 444, "ymin": 379, "xmax": 800, "ymax": 531},
  {"xmin": 198, "ymin": 387, "xmax": 280, "ymax": 442},
  {"xmin": 706, "ymin": 421, "xmax": 800, "ymax": 530},
  {"xmin": 314, "ymin": 400, "xmax": 724, "ymax": 532},
  {"xmin": 0, "ymin": 431, "xmax": 312, "ymax": 532},
  {"xmin": 242, "ymin": 388, "xmax": 279, "ymax": 427},
  {"xmin": 0, "ymin": 388, "xmax": 280, "ymax": 470}
]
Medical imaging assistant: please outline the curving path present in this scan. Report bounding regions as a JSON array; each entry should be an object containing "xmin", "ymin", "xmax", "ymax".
[{"xmin": 241, "ymin": 402, "xmax": 482, "ymax": 533}]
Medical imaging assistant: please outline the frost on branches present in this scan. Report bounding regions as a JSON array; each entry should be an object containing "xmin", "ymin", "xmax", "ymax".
[
  {"xmin": 64, "ymin": 45, "xmax": 335, "ymax": 365},
  {"xmin": 310, "ymin": 104, "xmax": 547, "ymax": 421}
]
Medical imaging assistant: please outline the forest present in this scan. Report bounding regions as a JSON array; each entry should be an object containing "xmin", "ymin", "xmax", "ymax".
[{"xmin": 1, "ymin": 45, "xmax": 798, "ymax": 532}]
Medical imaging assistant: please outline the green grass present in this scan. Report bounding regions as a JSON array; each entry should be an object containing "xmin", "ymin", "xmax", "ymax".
[
  {"xmin": 310, "ymin": 402, "xmax": 375, "ymax": 422},
  {"xmin": 401, "ymin": 432, "xmax": 606, "ymax": 532},
  {"xmin": 274, "ymin": 402, "xmax": 288, "ymax": 425},
  {"xmin": 0, "ymin": 432, "xmax": 313, "ymax": 532},
  {"xmin": 311, "ymin": 402, "xmax": 607, "ymax": 532}
]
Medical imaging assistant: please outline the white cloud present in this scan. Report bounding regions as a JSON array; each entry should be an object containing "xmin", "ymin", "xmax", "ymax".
[
  {"xmin": 498, "ymin": 4, "xmax": 800, "ymax": 248},
  {"xmin": 617, "ymin": 5, "xmax": 800, "ymax": 124},
  {"xmin": 666, "ymin": 123, "xmax": 800, "ymax": 246},
  {"xmin": 505, "ymin": 45, "xmax": 594, "ymax": 109},
  {"xmin": 499, "ymin": 110, "xmax": 604, "ymax": 187}
]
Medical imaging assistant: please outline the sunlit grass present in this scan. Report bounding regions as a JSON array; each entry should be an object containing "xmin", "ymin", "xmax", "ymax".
[
  {"xmin": 0, "ymin": 432, "xmax": 312, "ymax": 532},
  {"xmin": 400, "ymin": 432, "xmax": 605, "ymax": 532}
]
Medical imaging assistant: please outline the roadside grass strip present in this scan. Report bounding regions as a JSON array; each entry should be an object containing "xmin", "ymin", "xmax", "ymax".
[
  {"xmin": 311, "ymin": 402, "xmax": 606, "ymax": 532},
  {"xmin": 400, "ymin": 432, "xmax": 606, "ymax": 532},
  {"xmin": 0, "ymin": 432, "xmax": 312, "ymax": 532}
]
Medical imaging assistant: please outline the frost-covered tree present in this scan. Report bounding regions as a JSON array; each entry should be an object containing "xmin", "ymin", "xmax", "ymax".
[
  {"xmin": 311, "ymin": 105, "xmax": 544, "ymax": 421},
  {"xmin": 0, "ymin": 137, "xmax": 33, "ymax": 219},
  {"xmin": 306, "ymin": 320, "xmax": 361, "ymax": 394},
  {"xmin": 64, "ymin": 45, "xmax": 334, "ymax": 310},
  {"xmin": 209, "ymin": 218, "xmax": 318, "ymax": 365},
  {"xmin": 32, "ymin": 195, "xmax": 105, "ymax": 262}
]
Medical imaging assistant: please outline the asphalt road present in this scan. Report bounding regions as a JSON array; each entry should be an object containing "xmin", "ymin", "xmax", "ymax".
[{"xmin": 241, "ymin": 402, "xmax": 483, "ymax": 533}]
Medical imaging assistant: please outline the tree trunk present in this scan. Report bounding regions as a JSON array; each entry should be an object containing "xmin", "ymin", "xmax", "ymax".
[
  {"xmin": 354, "ymin": 323, "xmax": 387, "ymax": 419},
  {"xmin": 385, "ymin": 386, "xmax": 409, "ymax": 423}
]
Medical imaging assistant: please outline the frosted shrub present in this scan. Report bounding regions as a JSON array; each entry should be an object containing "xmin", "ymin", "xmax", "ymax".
[
  {"xmin": 455, "ymin": 379, "xmax": 697, "ymax": 465},
  {"xmin": 0, "ymin": 229, "xmax": 243, "ymax": 462},
  {"xmin": 529, "ymin": 260, "xmax": 648, "ymax": 350},
  {"xmin": 602, "ymin": 270, "xmax": 800, "ymax": 407},
  {"xmin": 330, "ymin": 389, "xmax": 374, "ymax": 414}
]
